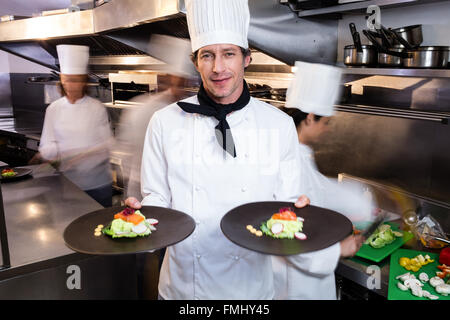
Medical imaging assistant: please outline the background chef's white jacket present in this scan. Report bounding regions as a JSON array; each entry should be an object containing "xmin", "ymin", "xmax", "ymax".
[
  {"xmin": 116, "ymin": 90, "xmax": 179, "ymax": 200},
  {"xmin": 141, "ymin": 95, "xmax": 307, "ymax": 299},
  {"xmin": 296, "ymin": 143, "xmax": 373, "ymax": 222},
  {"xmin": 39, "ymin": 95, "xmax": 113, "ymax": 191},
  {"xmin": 272, "ymin": 143, "xmax": 373, "ymax": 300}
]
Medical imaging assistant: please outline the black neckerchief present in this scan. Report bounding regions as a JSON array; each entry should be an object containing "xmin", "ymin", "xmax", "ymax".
[{"xmin": 177, "ymin": 80, "xmax": 250, "ymax": 158}]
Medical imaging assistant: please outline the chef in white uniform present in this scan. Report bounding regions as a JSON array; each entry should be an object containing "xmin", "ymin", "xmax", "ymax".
[
  {"xmin": 117, "ymin": 35, "xmax": 198, "ymax": 200},
  {"xmin": 272, "ymin": 61, "xmax": 370, "ymax": 300},
  {"xmin": 125, "ymin": 0, "xmax": 318, "ymax": 300},
  {"xmin": 39, "ymin": 44, "xmax": 113, "ymax": 207}
]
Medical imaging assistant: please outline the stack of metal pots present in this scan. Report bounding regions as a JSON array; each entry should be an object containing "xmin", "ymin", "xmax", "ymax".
[{"xmin": 344, "ymin": 23, "xmax": 450, "ymax": 68}]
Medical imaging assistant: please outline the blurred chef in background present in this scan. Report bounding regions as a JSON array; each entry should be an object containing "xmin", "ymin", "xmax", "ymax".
[
  {"xmin": 114, "ymin": 35, "xmax": 199, "ymax": 299},
  {"xmin": 282, "ymin": 61, "xmax": 375, "ymax": 223},
  {"xmin": 39, "ymin": 44, "xmax": 114, "ymax": 207},
  {"xmin": 273, "ymin": 61, "xmax": 373, "ymax": 300},
  {"xmin": 116, "ymin": 34, "xmax": 199, "ymax": 201}
]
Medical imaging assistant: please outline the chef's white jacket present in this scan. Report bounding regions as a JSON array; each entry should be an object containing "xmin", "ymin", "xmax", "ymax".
[
  {"xmin": 39, "ymin": 95, "xmax": 113, "ymax": 191},
  {"xmin": 272, "ymin": 143, "xmax": 373, "ymax": 300},
  {"xmin": 141, "ymin": 95, "xmax": 306, "ymax": 299},
  {"xmin": 116, "ymin": 90, "xmax": 178, "ymax": 200},
  {"xmin": 296, "ymin": 143, "xmax": 373, "ymax": 222}
]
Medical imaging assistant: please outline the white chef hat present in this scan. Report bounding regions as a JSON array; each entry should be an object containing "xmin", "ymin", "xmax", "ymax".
[
  {"xmin": 147, "ymin": 34, "xmax": 198, "ymax": 79},
  {"xmin": 285, "ymin": 61, "xmax": 342, "ymax": 117},
  {"xmin": 56, "ymin": 44, "xmax": 90, "ymax": 75},
  {"xmin": 185, "ymin": 0, "xmax": 250, "ymax": 52}
]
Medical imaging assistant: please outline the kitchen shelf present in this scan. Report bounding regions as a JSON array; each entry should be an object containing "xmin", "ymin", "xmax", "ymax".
[
  {"xmin": 341, "ymin": 67, "xmax": 450, "ymax": 78},
  {"xmin": 256, "ymin": 97, "xmax": 450, "ymax": 124},
  {"xmin": 295, "ymin": 0, "xmax": 449, "ymax": 18},
  {"xmin": 335, "ymin": 104, "xmax": 450, "ymax": 124}
]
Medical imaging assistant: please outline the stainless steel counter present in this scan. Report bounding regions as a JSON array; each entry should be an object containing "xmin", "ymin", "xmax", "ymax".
[
  {"xmin": 336, "ymin": 221, "xmax": 443, "ymax": 299},
  {"xmin": 1, "ymin": 165, "xmax": 102, "ymax": 268},
  {"xmin": 0, "ymin": 164, "xmax": 103, "ymax": 279},
  {"xmin": 0, "ymin": 165, "xmax": 140, "ymax": 299},
  {"xmin": 333, "ymin": 173, "xmax": 449, "ymax": 299}
]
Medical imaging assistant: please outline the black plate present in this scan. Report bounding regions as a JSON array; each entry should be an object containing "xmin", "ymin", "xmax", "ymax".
[
  {"xmin": 63, "ymin": 205, "xmax": 196, "ymax": 255},
  {"xmin": 0, "ymin": 167, "xmax": 33, "ymax": 182},
  {"xmin": 220, "ymin": 201, "xmax": 353, "ymax": 256}
]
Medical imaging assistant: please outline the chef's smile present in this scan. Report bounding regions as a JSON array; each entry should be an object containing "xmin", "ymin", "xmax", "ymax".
[{"xmin": 211, "ymin": 76, "xmax": 231, "ymax": 85}]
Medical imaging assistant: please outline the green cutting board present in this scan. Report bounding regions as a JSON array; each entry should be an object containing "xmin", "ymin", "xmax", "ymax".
[
  {"xmin": 388, "ymin": 248, "xmax": 450, "ymax": 300},
  {"xmin": 355, "ymin": 222, "xmax": 414, "ymax": 263}
]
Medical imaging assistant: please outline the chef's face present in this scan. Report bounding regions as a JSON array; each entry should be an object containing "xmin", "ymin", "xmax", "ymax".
[
  {"xmin": 194, "ymin": 44, "xmax": 251, "ymax": 104},
  {"xmin": 60, "ymin": 74, "xmax": 87, "ymax": 99},
  {"xmin": 300, "ymin": 114, "xmax": 332, "ymax": 145}
]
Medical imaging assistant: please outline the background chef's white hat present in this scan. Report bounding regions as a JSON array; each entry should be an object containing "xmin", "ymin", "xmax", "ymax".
[
  {"xmin": 285, "ymin": 61, "xmax": 342, "ymax": 117},
  {"xmin": 56, "ymin": 44, "xmax": 89, "ymax": 75},
  {"xmin": 147, "ymin": 34, "xmax": 198, "ymax": 79},
  {"xmin": 185, "ymin": 0, "xmax": 250, "ymax": 52}
]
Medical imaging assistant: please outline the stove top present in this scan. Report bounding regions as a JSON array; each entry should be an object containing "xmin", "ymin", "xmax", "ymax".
[{"xmin": 248, "ymin": 83, "xmax": 287, "ymax": 102}]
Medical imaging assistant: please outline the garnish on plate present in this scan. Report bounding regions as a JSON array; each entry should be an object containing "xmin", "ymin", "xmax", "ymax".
[
  {"xmin": 260, "ymin": 207, "xmax": 305, "ymax": 240},
  {"xmin": 1, "ymin": 168, "xmax": 17, "ymax": 177},
  {"xmin": 101, "ymin": 208, "xmax": 158, "ymax": 238}
]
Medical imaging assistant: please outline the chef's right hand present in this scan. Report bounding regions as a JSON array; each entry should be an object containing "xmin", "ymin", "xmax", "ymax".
[
  {"xmin": 340, "ymin": 234, "xmax": 364, "ymax": 258},
  {"xmin": 124, "ymin": 197, "xmax": 142, "ymax": 209}
]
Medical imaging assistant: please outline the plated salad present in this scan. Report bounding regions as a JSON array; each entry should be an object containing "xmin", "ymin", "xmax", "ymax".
[
  {"xmin": 101, "ymin": 207, "xmax": 158, "ymax": 238},
  {"xmin": 1, "ymin": 168, "xmax": 17, "ymax": 177},
  {"xmin": 260, "ymin": 207, "xmax": 306, "ymax": 240}
]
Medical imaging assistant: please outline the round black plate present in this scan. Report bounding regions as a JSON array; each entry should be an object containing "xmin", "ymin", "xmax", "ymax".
[
  {"xmin": 63, "ymin": 205, "xmax": 196, "ymax": 255},
  {"xmin": 0, "ymin": 167, "xmax": 33, "ymax": 182},
  {"xmin": 220, "ymin": 201, "xmax": 353, "ymax": 256}
]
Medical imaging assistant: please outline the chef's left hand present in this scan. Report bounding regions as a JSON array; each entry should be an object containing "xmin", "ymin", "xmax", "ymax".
[{"xmin": 294, "ymin": 195, "xmax": 310, "ymax": 208}]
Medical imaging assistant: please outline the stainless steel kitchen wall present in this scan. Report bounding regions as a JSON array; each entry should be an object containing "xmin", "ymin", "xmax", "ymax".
[
  {"xmin": 324, "ymin": 1, "xmax": 450, "ymax": 205},
  {"xmin": 314, "ymin": 96, "xmax": 450, "ymax": 205},
  {"xmin": 0, "ymin": 73, "xmax": 12, "ymax": 117},
  {"xmin": 248, "ymin": 0, "xmax": 338, "ymax": 65}
]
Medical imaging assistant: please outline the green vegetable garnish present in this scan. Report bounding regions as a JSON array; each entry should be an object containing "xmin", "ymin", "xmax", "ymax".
[{"xmin": 365, "ymin": 224, "xmax": 402, "ymax": 248}]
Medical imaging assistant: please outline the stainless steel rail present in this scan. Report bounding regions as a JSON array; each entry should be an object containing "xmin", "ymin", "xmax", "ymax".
[
  {"xmin": 256, "ymin": 97, "xmax": 450, "ymax": 124},
  {"xmin": 335, "ymin": 104, "xmax": 450, "ymax": 124}
]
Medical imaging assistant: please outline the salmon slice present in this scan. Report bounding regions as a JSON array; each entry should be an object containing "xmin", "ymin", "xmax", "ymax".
[
  {"xmin": 127, "ymin": 214, "xmax": 144, "ymax": 225},
  {"xmin": 114, "ymin": 212, "xmax": 144, "ymax": 225}
]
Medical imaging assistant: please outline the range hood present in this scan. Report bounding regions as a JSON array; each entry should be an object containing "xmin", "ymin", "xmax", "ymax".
[{"xmin": 0, "ymin": 0, "xmax": 338, "ymax": 72}]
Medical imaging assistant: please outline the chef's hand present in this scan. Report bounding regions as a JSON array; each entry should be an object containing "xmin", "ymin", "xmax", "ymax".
[
  {"xmin": 124, "ymin": 196, "xmax": 142, "ymax": 209},
  {"xmin": 28, "ymin": 152, "xmax": 43, "ymax": 165},
  {"xmin": 340, "ymin": 234, "xmax": 364, "ymax": 258},
  {"xmin": 294, "ymin": 195, "xmax": 310, "ymax": 208}
]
